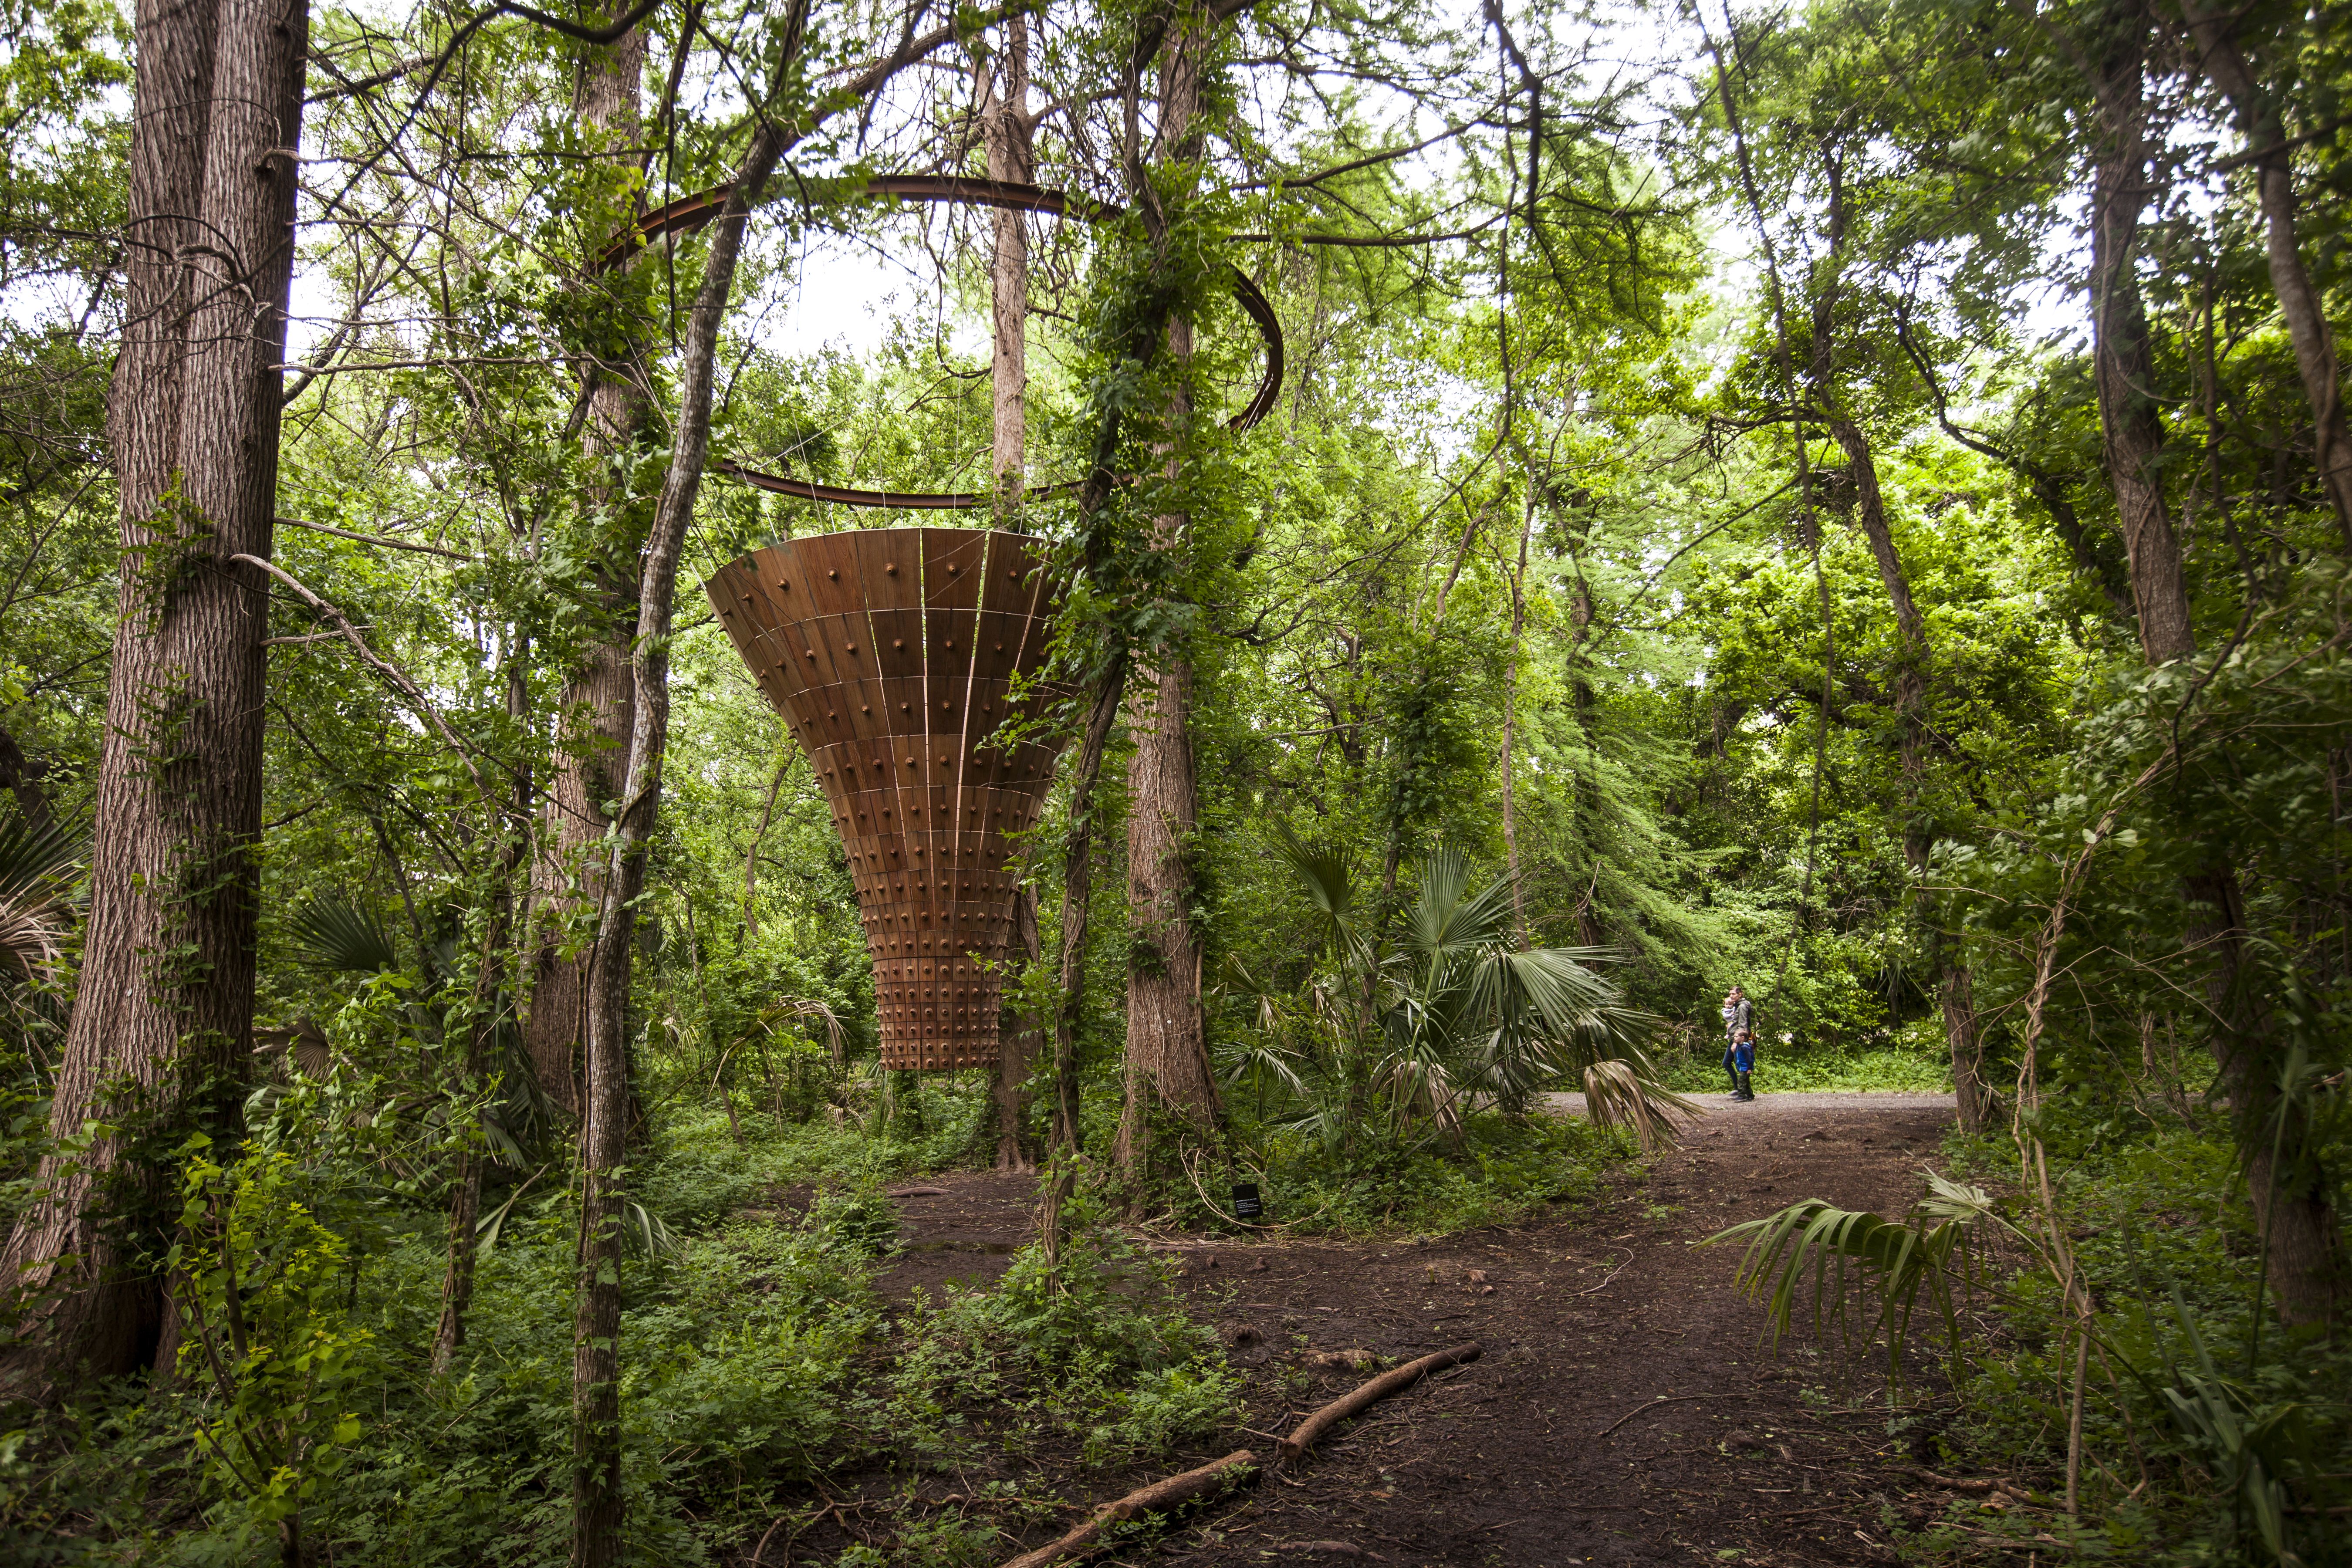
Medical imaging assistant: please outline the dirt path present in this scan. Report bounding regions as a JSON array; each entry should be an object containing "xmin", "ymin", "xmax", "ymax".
[{"xmin": 866, "ymin": 1092, "xmax": 1964, "ymax": 1566}]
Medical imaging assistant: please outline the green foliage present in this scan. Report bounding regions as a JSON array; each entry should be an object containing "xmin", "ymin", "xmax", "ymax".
[
  {"xmin": 893, "ymin": 1182, "xmax": 1241, "ymax": 1470},
  {"xmin": 168, "ymin": 1138, "xmax": 377, "ymax": 1562},
  {"xmin": 1655, "ymin": 1041, "xmax": 1953, "ymax": 1095},
  {"xmin": 1224, "ymin": 829, "xmax": 1686, "ymax": 1152},
  {"xmin": 803, "ymin": 1179, "xmax": 901, "ymax": 1258},
  {"xmin": 285, "ymin": 900, "xmax": 401, "ymax": 978},
  {"xmin": 1231, "ymin": 1108, "xmax": 1615, "ymax": 1237},
  {"xmin": 13, "ymin": 0, "xmax": 2352, "ymax": 1558}
]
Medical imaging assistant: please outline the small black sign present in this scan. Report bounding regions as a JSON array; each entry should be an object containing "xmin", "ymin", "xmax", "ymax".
[{"xmin": 1231, "ymin": 1182, "xmax": 1263, "ymax": 1221}]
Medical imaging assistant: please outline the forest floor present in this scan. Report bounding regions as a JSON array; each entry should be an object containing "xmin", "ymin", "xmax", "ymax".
[{"xmin": 805, "ymin": 1092, "xmax": 1997, "ymax": 1567}]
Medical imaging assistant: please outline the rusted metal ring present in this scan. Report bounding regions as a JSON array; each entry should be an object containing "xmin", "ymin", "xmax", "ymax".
[{"xmin": 597, "ymin": 176, "xmax": 1285, "ymax": 507}]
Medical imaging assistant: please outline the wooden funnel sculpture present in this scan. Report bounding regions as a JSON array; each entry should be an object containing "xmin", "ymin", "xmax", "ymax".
[{"xmin": 704, "ymin": 528, "xmax": 1068, "ymax": 1071}]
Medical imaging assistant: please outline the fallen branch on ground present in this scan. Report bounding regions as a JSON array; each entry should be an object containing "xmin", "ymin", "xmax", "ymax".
[
  {"xmin": 997, "ymin": 1450, "xmax": 1257, "ymax": 1568},
  {"xmin": 1892, "ymin": 1466, "xmax": 1998, "ymax": 1494},
  {"xmin": 1280, "ymin": 1342, "xmax": 1484, "ymax": 1467}
]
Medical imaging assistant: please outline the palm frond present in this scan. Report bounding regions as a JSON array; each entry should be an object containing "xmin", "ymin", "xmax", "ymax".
[
  {"xmin": 761, "ymin": 995, "xmax": 845, "ymax": 1064},
  {"xmin": 1377, "ymin": 1049, "xmax": 1463, "ymax": 1145},
  {"xmin": 0, "ymin": 813, "xmax": 79, "ymax": 986},
  {"xmin": 254, "ymin": 1016, "xmax": 336, "ymax": 1078},
  {"xmin": 1581, "ymin": 1057, "xmax": 1701, "ymax": 1152},
  {"xmin": 1216, "ymin": 1036, "xmax": 1304, "ymax": 1096},
  {"xmin": 0, "ymin": 812, "xmax": 78, "ymax": 906},
  {"xmin": 288, "ymin": 898, "xmax": 399, "ymax": 974},
  {"xmin": 474, "ymin": 1165, "xmax": 551, "ymax": 1256},
  {"xmin": 1491, "ymin": 946, "xmax": 1643, "ymax": 1047},
  {"xmin": 1708, "ymin": 1192, "xmax": 1975, "ymax": 1390},
  {"xmin": 1269, "ymin": 821, "xmax": 1362, "ymax": 959},
  {"xmin": 623, "ymin": 1198, "xmax": 681, "ymax": 1258},
  {"xmin": 0, "ymin": 898, "xmax": 64, "ymax": 983},
  {"xmin": 1403, "ymin": 844, "xmax": 1488, "ymax": 955}
]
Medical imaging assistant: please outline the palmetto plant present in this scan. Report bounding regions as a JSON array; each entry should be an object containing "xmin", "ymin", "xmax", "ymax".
[
  {"xmin": 0, "ymin": 811, "xmax": 82, "ymax": 1065},
  {"xmin": 1714, "ymin": 1176, "xmax": 2345, "ymax": 1565},
  {"xmin": 0, "ymin": 811, "xmax": 78, "ymax": 986},
  {"xmin": 1229, "ymin": 828, "xmax": 1695, "ymax": 1151},
  {"xmin": 272, "ymin": 896, "xmax": 554, "ymax": 1154}
]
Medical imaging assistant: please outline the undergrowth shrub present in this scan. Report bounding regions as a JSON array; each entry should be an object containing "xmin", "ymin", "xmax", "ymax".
[
  {"xmin": 1213, "ymin": 1108, "xmax": 1618, "ymax": 1235},
  {"xmin": 1923, "ymin": 1113, "xmax": 2352, "ymax": 1568},
  {"xmin": 889, "ymin": 1183, "xmax": 1240, "ymax": 1472}
]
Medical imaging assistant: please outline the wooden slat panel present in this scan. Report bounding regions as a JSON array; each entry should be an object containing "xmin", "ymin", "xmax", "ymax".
[{"xmin": 696, "ymin": 526, "xmax": 1068, "ymax": 1071}]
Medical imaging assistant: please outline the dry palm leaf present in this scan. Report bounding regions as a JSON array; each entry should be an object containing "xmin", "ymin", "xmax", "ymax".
[
  {"xmin": 0, "ymin": 897, "xmax": 63, "ymax": 982},
  {"xmin": 253, "ymin": 1016, "xmax": 336, "ymax": 1078},
  {"xmin": 1582, "ymin": 1057, "xmax": 1703, "ymax": 1152}
]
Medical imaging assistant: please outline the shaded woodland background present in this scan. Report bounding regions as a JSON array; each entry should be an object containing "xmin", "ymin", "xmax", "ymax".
[{"xmin": 0, "ymin": 0, "xmax": 2346, "ymax": 1561}]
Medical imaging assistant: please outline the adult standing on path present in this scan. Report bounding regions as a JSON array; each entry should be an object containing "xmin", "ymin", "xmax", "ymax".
[{"xmin": 1720, "ymin": 985, "xmax": 1754, "ymax": 1095}]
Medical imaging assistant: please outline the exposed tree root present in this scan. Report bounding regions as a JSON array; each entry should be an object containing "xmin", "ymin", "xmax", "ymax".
[
  {"xmin": 997, "ymin": 1449, "xmax": 1258, "ymax": 1568},
  {"xmin": 1280, "ymin": 1341, "xmax": 1484, "ymax": 1467}
]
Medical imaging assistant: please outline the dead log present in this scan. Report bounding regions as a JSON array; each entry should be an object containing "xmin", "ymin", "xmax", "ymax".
[
  {"xmin": 1280, "ymin": 1341, "xmax": 1483, "ymax": 1467},
  {"xmin": 1894, "ymin": 1465, "xmax": 1998, "ymax": 1493},
  {"xmin": 997, "ymin": 1449, "xmax": 1256, "ymax": 1568}
]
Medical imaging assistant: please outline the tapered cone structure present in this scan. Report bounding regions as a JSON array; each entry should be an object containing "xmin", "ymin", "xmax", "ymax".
[{"xmin": 705, "ymin": 528, "xmax": 1069, "ymax": 1070}]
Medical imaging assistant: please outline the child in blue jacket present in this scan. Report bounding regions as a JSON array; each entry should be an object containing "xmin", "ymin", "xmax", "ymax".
[{"xmin": 1730, "ymin": 1030, "xmax": 1757, "ymax": 1102}]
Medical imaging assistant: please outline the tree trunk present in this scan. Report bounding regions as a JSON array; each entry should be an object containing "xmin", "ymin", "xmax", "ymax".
[
  {"xmin": 741, "ymin": 753, "xmax": 788, "ymax": 940},
  {"xmin": 1118, "ymin": 654, "xmax": 1221, "ymax": 1170},
  {"xmin": 1116, "ymin": 22, "xmax": 1222, "ymax": 1179},
  {"xmin": 1500, "ymin": 494, "xmax": 1531, "ymax": 947},
  {"xmin": 986, "ymin": 10, "xmax": 1033, "ymax": 515},
  {"xmin": 1049, "ymin": 669, "xmax": 1125, "ymax": 1156},
  {"xmin": 1562, "ymin": 543, "xmax": 1606, "ymax": 950},
  {"xmin": 2187, "ymin": 867, "xmax": 2344, "ymax": 1328},
  {"xmin": 1039, "ymin": 0, "xmax": 1223, "ymax": 1163},
  {"xmin": 1942, "ymin": 964, "xmax": 1991, "ymax": 1134},
  {"xmin": 570, "ymin": 26, "xmax": 803, "ymax": 1553},
  {"xmin": 984, "ymin": 17, "xmax": 1039, "ymax": 1175},
  {"xmin": 2087, "ymin": 18, "xmax": 2193, "ymax": 667},
  {"xmin": 2177, "ymin": 0, "xmax": 2352, "ymax": 546},
  {"xmin": 527, "ymin": 18, "xmax": 651, "ymax": 1121},
  {"xmin": 0, "ymin": 0, "xmax": 307, "ymax": 1398},
  {"xmin": 435, "ymin": 661, "xmax": 531, "ymax": 1374},
  {"xmin": 995, "ymin": 885, "xmax": 1041, "ymax": 1171},
  {"xmin": 2085, "ymin": 4, "xmax": 2345, "ymax": 1331},
  {"xmin": 0, "ymin": 727, "xmax": 54, "ymax": 833}
]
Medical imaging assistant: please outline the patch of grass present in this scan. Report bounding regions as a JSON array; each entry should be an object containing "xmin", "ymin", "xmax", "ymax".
[{"xmin": 1657, "ymin": 1044, "xmax": 1951, "ymax": 1095}]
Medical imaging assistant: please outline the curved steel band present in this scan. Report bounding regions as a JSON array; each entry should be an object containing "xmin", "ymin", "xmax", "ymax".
[{"xmin": 597, "ymin": 176, "xmax": 1285, "ymax": 509}]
